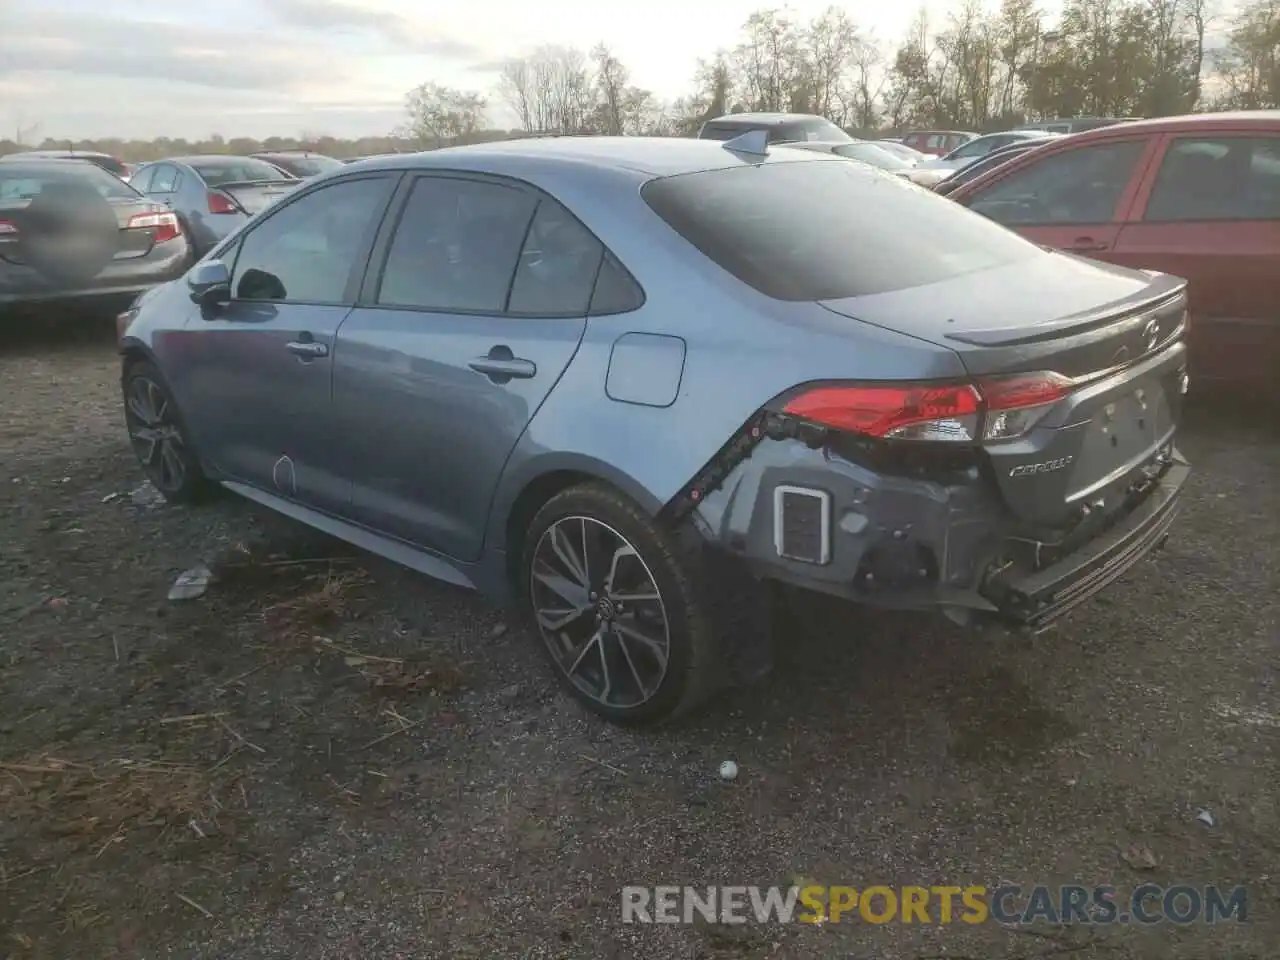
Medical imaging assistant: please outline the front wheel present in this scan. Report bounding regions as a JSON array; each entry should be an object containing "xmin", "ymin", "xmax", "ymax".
[
  {"xmin": 122, "ymin": 360, "xmax": 211, "ymax": 503},
  {"xmin": 521, "ymin": 483, "xmax": 722, "ymax": 726}
]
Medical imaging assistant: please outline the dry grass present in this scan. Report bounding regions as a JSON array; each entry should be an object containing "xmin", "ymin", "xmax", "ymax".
[{"xmin": 0, "ymin": 755, "xmax": 224, "ymax": 853}]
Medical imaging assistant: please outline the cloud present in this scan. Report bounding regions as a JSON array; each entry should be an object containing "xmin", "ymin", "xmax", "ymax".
[{"xmin": 262, "ymin": 0, "xmax": 484, "ymax": 58}]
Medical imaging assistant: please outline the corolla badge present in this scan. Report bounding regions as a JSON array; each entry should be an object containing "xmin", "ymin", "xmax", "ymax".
[{"xmin": 1009, "ymin": 456, "xmax": 1074, "ymax": 478}]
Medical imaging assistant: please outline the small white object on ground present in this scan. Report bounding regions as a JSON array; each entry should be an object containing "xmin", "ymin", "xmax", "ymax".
[
  {"xmin": 168, "ymin": 565, "xmax": 212, "ymax": 601},
  {"xmin": 719, "ymin": 760, "xmax": 739, "ymax": 781},
  {"xmin": 1196, "ymin": 809, "xmax": 1215, "ymax": 826}
]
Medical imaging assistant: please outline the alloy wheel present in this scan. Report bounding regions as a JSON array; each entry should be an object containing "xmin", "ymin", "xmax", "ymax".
[
  {"xmin": 125, "ymin": 375, "xmax": 187, "ymax": 493},
  {"xmin": 529, "ymin": 516, "xmax": 672, "ymax": 709}
]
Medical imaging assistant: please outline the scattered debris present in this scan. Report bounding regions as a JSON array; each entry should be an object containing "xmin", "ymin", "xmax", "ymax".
[
  {"xmin": 1196, "ymin": 809, "xmax": 1215, "ymax": 827},
  {"xmin": 129, "ymin": 482, "xmax": 166, "ymax": 509},
  {"xmin": 719, "ymin": 760, "xmax": 740, "ymax": 781},
  {"xmin": 100, "ymin": 492, "xmax": 120, "ymax": 504},
  {"xmin": 174, "ymin": 892, "xmax": 214, "ymax": 919},
  {"xmin": 489, "ymin": 622, "xmax": 509, "ymax": 639},
  {"xmin": 580, "ymin": 754, "xmax": 627, "ymax": 776},
  {"xmin": 1211, "ymin": 701, "xmax": 1280, "ymax": 728},
  {"xmin": 1120, "ymin": 844, "xmax": 1159, "ymax": 870},
  {"xmin": 168, "ymin": 565, "xmax": 212, "ymax": 601}
]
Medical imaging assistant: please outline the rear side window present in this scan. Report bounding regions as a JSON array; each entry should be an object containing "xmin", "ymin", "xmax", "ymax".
[
  {"xmin": 129, "ymin": 165, "xmax": 155, "ymax": 193},
  {"xmin": 507, "ymin": 200, "xmax": 604, "ymax": 316},
  {"xmin": 966, "ymin": 140, "xmax": 1147, "ymax": 226},
  {"xmin": 641, "ymin": 160, "xmax": 1041, "ymax": 301},
  {"xmin": 377, "ymin": 176, "xmax": 537, "ymax": 313},
  {"xmin": 1144, "ymin": 136, "xmax": 1280, "ymax": 221},
  {"xmin": 589, "ymin": 254, "xmax": 644, "ymax": 315},
  {"xmin": 149, "ymin": 165, "xmax": 180, "ymax": 193}
]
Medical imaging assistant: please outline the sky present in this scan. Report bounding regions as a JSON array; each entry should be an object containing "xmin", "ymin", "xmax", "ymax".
[{"xmin": 0, "ymin": 0, "xmax": 1071, "ymax": 142}]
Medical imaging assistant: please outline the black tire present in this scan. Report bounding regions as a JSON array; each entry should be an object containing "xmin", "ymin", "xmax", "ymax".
[
  {"xmin": 122, "ymin": 359, "xmax": 212, "ymax": 504},
  {"xmin": 520, "ymin": 483, "xmax": 726, "ymax": 726}
]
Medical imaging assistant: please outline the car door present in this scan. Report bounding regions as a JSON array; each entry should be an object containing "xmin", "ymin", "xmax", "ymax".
[
  {"xmin": 333, "ymin": 173, "xmax": 600, "ymax": 562},
  {"xmin": 178, "ymin": 173, "xmax": 399, "ymax": 513},
  {"xmin": 1110, "ymin": 132, "xmax": 1280, "ymax": 383},
  {"xmin": 960, "ymin": 136, "xmax": 1159, "ymax": 258}
]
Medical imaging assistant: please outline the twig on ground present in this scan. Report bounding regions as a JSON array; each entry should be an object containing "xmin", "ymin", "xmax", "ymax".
[
  {"xmin": 214, "ymin": 716, "xmax": 266, "ymax": 754},
  {"xmin": 579, "ymin": 754, "xmax": 627, "ymax": 776},
  {"xmin": 175, "ymin": 892, "xmax": 214, "ymax": 919},
  {"xmin": 160, "ymin": 712, "xmax": 228, "ymax": 725}
]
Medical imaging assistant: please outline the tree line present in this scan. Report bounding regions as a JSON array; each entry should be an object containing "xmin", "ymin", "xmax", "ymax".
[{"xmin": 3, "ymin": 0, "xmax": 1277, "ymax": 161}]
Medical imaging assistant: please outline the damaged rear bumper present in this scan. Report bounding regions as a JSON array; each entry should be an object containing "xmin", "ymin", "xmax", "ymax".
[
  {"xmin": 683, "ymin": 417, "xmax": 1189, "ymax": 629},
  {"xmin": 984, "ymin": 455, "xmax": 1189, "ymax": 631}
]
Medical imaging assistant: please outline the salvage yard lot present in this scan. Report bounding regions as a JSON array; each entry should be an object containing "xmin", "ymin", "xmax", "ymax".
[{"xmin": 0, "ymin": 322, "xmax": 1276, "ymax": 959}]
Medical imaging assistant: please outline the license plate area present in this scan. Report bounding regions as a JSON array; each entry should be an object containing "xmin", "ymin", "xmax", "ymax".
[{"xmin": 1067, "ymin": 379, "xmax": 1174, "ymax": 504}]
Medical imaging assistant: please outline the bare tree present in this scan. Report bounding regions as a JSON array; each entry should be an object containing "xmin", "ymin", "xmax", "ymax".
[{"xmin": 404, "ymin": 82, "xmax": 488, "ymax": 146}]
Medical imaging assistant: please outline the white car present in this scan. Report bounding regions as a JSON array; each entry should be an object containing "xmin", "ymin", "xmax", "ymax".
[{"xmin": 905, "ymin": 131, "xmax": 1063, "ymax": 185}]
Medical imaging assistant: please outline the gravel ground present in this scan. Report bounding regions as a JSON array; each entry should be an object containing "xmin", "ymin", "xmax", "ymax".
[{"xmin": 1, "ymin": 320, "xmax": 1277, "ymax": 960}]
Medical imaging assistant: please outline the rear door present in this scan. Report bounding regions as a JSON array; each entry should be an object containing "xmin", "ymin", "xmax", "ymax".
[
  {"xmin": 961, "ymin": 135, "xmax": 1160, "ymax": 258},
  {"xmin": 175, "ymin": 173, "xmax": 399, "ymax": 513},
  {"xmin": 1111, "ymin": 132, "xmax": 1280, "ymax": 383},
  {"xmin": 333, "ymin": 173, "xmax": 597, "ymax": 561}
]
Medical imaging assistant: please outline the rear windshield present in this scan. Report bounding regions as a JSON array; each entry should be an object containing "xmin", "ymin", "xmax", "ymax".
[
  {"xmin": 269, "ymin": 155, "xmax": 342, "ymax": 177},
  {"xmin": 191, "ymin": 158, "xmax": 294, "ymax": 186},
  {"xmin": 641, "ymin": 160, "xmax": 1041, "ymax": 301},
  {"xmin": 0, "ymin": 163, "xmax": 140, "ymax": 201},
  {"xmin": 833, "ymin": 142, "xmax": 912, "ymax": 170}
]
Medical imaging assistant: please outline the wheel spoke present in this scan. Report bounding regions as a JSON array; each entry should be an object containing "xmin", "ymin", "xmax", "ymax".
[
  {"xmin": 532, "ymin": 564, "xmax": 589, "ymax": 608},
  {"xmin": 613, "ymin": 618, "xmax": 669, "ymax": 672},
  {"xmin": 549, "ymin": 524, "xmax": 589, "ymax": 587},
  {"xmin": 536, "ymin": 605, "xmax": 589, "ymax": 632},
  {"xmin": 159, "ymin": 440, "xmax": 185, "ymax": 488},
  {"xmin": 613, "ymin": 627, "xmax": 649, "ymax": 698},
  {"xmin": 566, "ymin": 627, "xmax": 603, "ymax": 676}
]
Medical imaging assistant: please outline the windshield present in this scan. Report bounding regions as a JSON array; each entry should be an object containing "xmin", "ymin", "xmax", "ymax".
[
  {"xmin": 272, "ymin": 155, "xmax": 342, "ymax": 177},
  {"xmin": 0, "ymin": 162, "xmax": 140, "ymax": 201},
  {"xmin": 834, "ymin": 142, "xmax": 912, "ymax": 170},
  {"xmin": 191, "ymin": 158, "xmax": 294, "ymax": 186},
  {"xmin": 642, "ymin": 159, "xmax": 1041, "ymax": 301}
]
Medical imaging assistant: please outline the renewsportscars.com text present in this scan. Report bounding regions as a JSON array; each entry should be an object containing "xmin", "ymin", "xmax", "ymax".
[{"xmin": 621, "ymin": 884, "xmax": 1248, "ymax": 926}]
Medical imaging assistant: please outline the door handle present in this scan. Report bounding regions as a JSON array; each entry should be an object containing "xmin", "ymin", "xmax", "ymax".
[
  {"xmin": 286, "ymin": 340, "xmax": 328, "ymax": 359},
  {"xmin": 468, "ymin": 357, "xmax": 536, "ymax": 380},
  {"xmin": 1068, "ymin": 237, "xmax": 1108, "ymax": 252}
]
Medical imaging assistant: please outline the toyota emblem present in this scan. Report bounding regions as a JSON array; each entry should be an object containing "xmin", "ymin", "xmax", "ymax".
[{"xmin": 1143, "ymin": 317, "xmax": 1160, "ymax": 353}]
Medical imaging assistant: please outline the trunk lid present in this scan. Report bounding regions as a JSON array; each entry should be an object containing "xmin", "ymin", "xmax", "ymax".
[
  {"xmin": 819, "ymin": 251, "xmax": 1190, "ymax": 527},
  {"xmin": 214, "ymin": 179, "xmax": 299, "ymax": 215}
]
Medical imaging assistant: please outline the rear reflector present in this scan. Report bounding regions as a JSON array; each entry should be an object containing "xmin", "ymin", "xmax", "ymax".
[
  {"xmin": 976, "ymin": 371, "xmax": 1073, "ymax": 441},
  {"xmin": 0, "ymin": 219, "xmax": 18, "ymax": 241},
  {"xmin": 207, "ymin": 191, "xmax": 238, "ymax": 215},
  {"xmin": 773, "ymin": 485, "xmax": 831, "ymax": 564},
  {"xmin": 782, "ymin": 383, "xmax": 983, "ymax": 442},
  {"xmin": 126, "ymin": 211, "xmax": 181, "ymax": 244}
]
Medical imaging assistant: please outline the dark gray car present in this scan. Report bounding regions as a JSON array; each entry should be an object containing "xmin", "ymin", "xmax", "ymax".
[
  {"xmin": 117, "ymin": 136, "xmax": 1191, "ymax": 725},
  {"xmin": 0, "ymin": 159, "xmax": 191, "ymax": 314},
  {"xmin": 130, "ymin": 156, "xmax": 300, "ymax": 257}
]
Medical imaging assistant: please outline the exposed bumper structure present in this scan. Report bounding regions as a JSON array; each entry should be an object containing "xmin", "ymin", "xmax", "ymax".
[{"xmin": 986, "ymin": 455, "xmax": 1188, "ymax": 631}]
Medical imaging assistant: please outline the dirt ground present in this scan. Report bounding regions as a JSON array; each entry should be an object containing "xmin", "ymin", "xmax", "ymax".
[{"xmin": 0, "ymin": 318, "xmax": 1276, "ymax": 960}]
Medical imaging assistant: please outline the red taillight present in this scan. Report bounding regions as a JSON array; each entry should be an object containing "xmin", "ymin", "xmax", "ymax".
[
  {"xmin": 781, "ymin": 370, "xmax": 1075, "ymax": 444},
  {"xmin": 0, "ymin": 218, "xmax": 18, "ymax": 242},
  {"xmin": 126, "ymin": 210, "xmax": 181, "ymax": 244},
  {"xmin": 976, "ymin": 371, "xmax": 1073, "ymax": 441},
  {"xmin": 783, "ymin": 383, "xmax": 983, "ymax": 442},
  {"xmin": 207, "ymin": 191, "xmax": 238, "ymax": 214}
]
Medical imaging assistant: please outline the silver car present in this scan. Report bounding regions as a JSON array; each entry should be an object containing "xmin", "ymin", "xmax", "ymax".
[{"xmin": 118, "ymin": 135, "xmax": 1191, "ymax": 725}]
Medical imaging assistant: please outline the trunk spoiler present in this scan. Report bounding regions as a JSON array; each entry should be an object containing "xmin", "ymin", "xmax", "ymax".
[
  {"xmin": 211, "ymin": 178, "xmax": 298, "ymax": 190},
  {"xmin": 944, "ymin": 274, "xmax": 1186, "ymax": 348}
]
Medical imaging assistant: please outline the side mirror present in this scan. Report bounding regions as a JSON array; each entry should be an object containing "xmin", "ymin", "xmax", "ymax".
[{"xmin": 187, "ymin": 259, "xmax": 231, "ymax": 306}]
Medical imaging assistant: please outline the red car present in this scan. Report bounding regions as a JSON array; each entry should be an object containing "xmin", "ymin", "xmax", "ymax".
[
  {"xmin": 899, "ymin": 130, "xmax": 977, "ymax": 157},
  {"xmin": 948, "ymin": 111, "xmax": 1280, "ymax": 388}
]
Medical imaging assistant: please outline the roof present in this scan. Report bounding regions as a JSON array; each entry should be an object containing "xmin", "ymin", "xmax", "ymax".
[
  {"xmin": 2, "ymin": 150, "xmax": 114, "ymax": 159},
  {"xmin": 157, "ymin": 155, "xmax": 276, "ymax": 164},
  {"xmin": 355, "ymin": 135, "xmax": 833, "ymax": 178},
  {"xmin": 704, "ymin": 113, "xmax": 830, "ymax": 126}
]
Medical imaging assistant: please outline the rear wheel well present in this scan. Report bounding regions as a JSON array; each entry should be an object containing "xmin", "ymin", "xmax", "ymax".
[
  {"xmin": 504, "ymin": 470, "xmax": 598, "ymax": 586},
  {"xmin": 120, "ymin": 345, "xmax": 148, "ymax": 373}
]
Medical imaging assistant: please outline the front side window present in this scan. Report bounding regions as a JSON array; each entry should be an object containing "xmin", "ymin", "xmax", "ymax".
[
  {"xmin": 231, "ymin": 176, "xmax": 395, "ymax": 303},
  {"xmin": 643, "ymin": 159, "xmax": 1042, "ymax": 301},
  {"xmin": 1144, "ymin": 136, "xmax": 1280, "ymax": 221},
  {"xmin": 377, "ymin": 176, "xmax": 538, "ymax": 313},
  {"xmin": 966, "ymin": 140, "xmax": 1147, "ymax": 226}
]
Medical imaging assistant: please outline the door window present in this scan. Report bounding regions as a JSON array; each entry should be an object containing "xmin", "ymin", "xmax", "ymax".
[
  {"xmin": 1144, "ymin": 136, "xmax": 1280, "ymax": 221},
  {"xmin": 967, "ymin": 140, "xmax": 1147, "ymax": 226},
  {"xmin": 377, "ymin": 176, "xmax": 538, "ymax": 312},
  {"xmin": 149, "ymin": 165, "xmax": 179, "ymax": 193},
  {"xmin": 231, "ymin": 175, "xmax": 395, "ymax": 304},
  {"xmin": 506, "ymin": 200, "xmax": 604, "ymax": 316},
  {"xmin": 950, "ymin": 137, "xmax": 995, "ymax": 160},
  {"xmin": 129, "ymin": 165, "xmax": 155, "ymax": 193}
]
